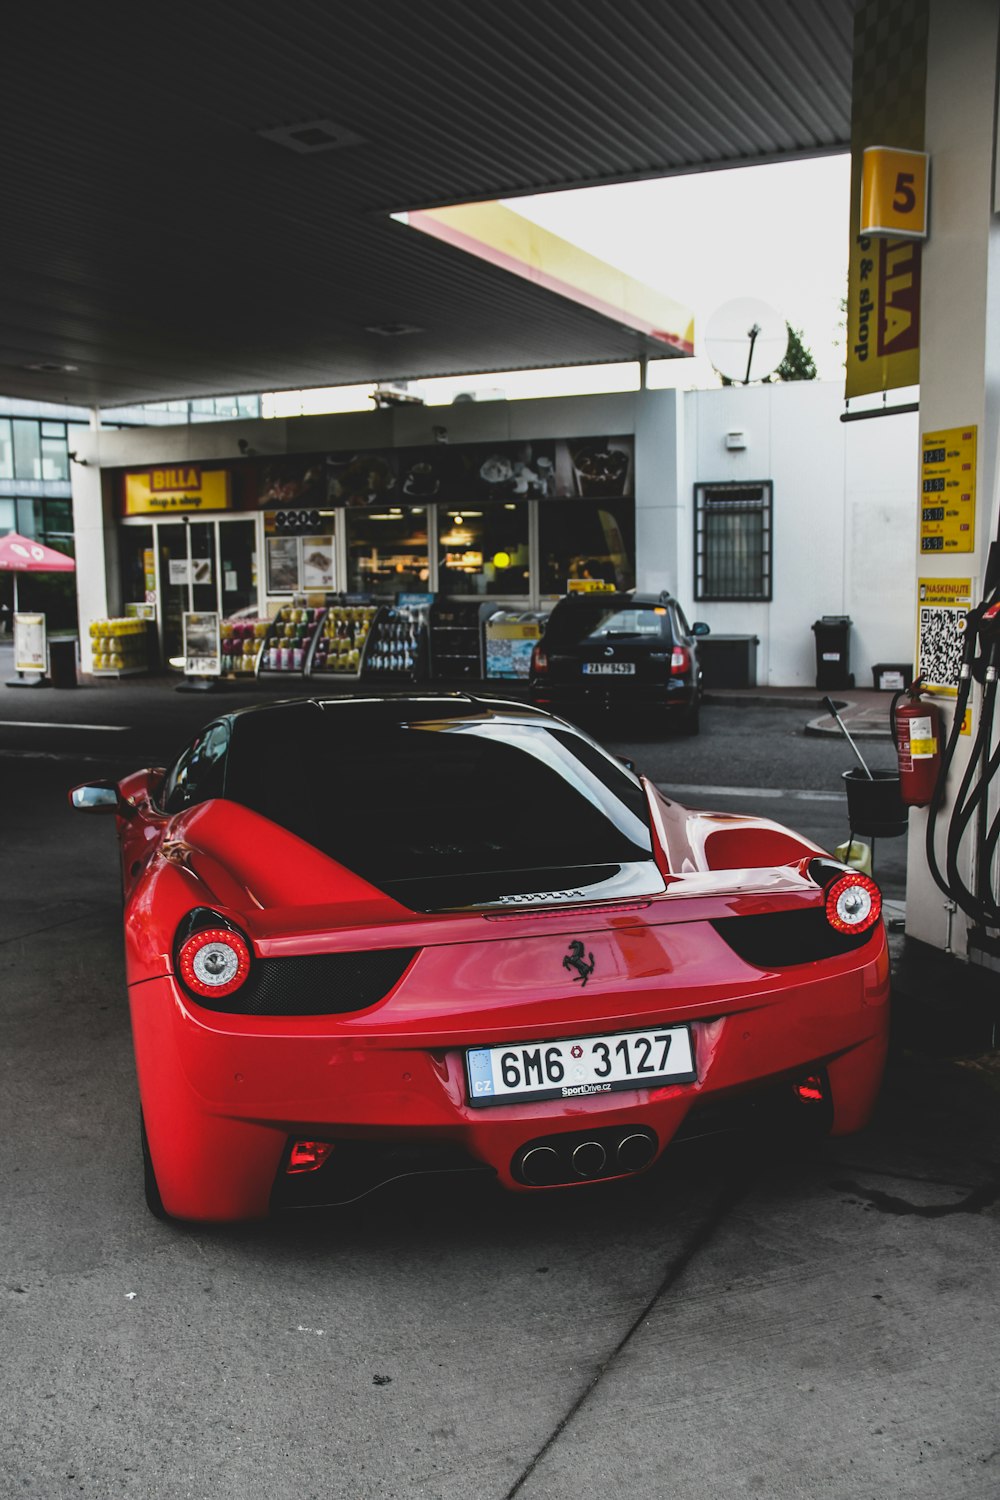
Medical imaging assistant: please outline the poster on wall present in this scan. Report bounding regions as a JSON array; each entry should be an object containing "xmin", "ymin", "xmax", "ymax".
[
  {"xmin": 326, "ymin": 452, "xmax": 398, "ymax": 506},
  {"xmin": 183, "ymin": 612, "xmax": 221, "ymax": 677},
  {"xmin": 302, "ymin": 537, "xmax": 335, "ymax": 589},
  {"xmin": 14, "ymin": 612, "xmax": 47, "ymax": 675},
  {"xmin": 257, "ymin": 457, "xmax": 327, "ymax": 507},
  {"xmin": 916, "ymin": 577, "xmax": 972, "ymax": 695},
  {"xmin": 254, "ymin": 438, "xmax": 635, "ymax": 514},
  {"xmin": 266, "ymin": 535, "xmax": 299, "ymax": 593}
]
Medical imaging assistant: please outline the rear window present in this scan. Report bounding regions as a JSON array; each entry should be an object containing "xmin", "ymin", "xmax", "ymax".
[
  {"xmin": 545, "ymin": 603, "xmax": 671, "ymax": 650},
  {"xmin": 225, "ymin": 706, "xmax": 656, "ymax": 910}
]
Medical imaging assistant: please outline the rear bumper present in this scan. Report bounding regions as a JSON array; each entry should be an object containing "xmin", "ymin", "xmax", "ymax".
[
  {"xmin": 130, "ymin": 930, "xmax": 889, "ymax": 1220},
  {"xmin": 529, "ymin": 678, "xmax": 695, "ymax": 712}
]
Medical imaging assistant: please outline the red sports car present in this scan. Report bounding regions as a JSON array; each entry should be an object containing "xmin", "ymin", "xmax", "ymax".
[{"xmin": 71, "ymin": 695, "xmax": 889, "ymax": 1222}]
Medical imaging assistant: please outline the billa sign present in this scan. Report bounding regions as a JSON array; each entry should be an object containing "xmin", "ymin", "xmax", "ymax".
[
  {"xmin": 844, "ymin": 0, "xmax": 928, "ymax": 401},
  {"xmin": 847, "ymin": 235, "xmax": 921, "ymax": 396},
  {"xmin": 124, "ymin": 467, "xmax": 231, "ymax": 516}
]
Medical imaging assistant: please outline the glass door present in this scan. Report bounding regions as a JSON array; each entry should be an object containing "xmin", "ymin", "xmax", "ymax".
[
  {"xmin": 189, "ymin": 521, "xmax": 218, "ymax": 616},
  {"xmin": 219, "ymin": 518, "xmax": 258, "ymax": 616},
  {"xmin": 158, "ymin": 522, "xmax": 190, "ymax": 664}
]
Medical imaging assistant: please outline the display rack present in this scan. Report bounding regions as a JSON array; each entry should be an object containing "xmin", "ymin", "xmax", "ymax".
[
  {"xmin": 89, "ymin": 618, "xmax": 151, "ymax": 676},
  {"xmin": 307, "ymin": 604, "xmax": 377, "ymax": 679},
  {"xmin": 361, "ymin": 603, "xmax": 430, "ymax": 682},
  {"xmin": 428, "ymin": 601, "xmax": 482, "ymax": 679},
  {"xmin": 254, "ymin": 603, "xmax": 327, "ymax": 678}
]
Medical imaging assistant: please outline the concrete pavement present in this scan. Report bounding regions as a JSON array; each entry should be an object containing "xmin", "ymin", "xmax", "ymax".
[{"xmin": 0, "ymin": 671, "xmax": 999, "ymax": 1499}]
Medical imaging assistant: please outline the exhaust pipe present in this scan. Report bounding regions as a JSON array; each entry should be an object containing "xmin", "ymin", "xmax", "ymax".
[
  {"xmin": 571, "ymin": 1141, "xmax": 607, "ymax": 1178},
  {"xmin": 520, "ymin": 1146, "xmax": 563, "ymax": 1186},
  {"xmin": 617, "ymin": 1133, "xmax": 656, "ymax": 1173}
]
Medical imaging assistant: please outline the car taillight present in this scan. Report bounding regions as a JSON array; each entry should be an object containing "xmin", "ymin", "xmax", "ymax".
[
  {"xmin": 670, "ymin": 645, "xmax": 690, "ymax": 676},
  {"xmin": 177, "ymin": 926, "xmax": 252, "ymax": 998},
  {"xmin": 531, "ymin": 645, "xmax": 549, "ymax": 675},
  {"xmin": 824, "ymin": 873, "xmax": 881, "ymax": 934},
  {"xmin": 287, "ymin": 1140, "xmax": 335, "ymax": 1174}
]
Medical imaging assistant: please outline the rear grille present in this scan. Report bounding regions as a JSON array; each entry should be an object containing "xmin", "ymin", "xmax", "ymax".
[
  {"xmin": 188, "ymin": 948, "xmax": 418, "ymax": 1015},
  {"xmin": 711, "ymin": 909, "xmax": 876, "ymax": 968}
]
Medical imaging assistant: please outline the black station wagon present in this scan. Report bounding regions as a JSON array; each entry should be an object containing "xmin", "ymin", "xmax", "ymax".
[{"xmin": 528, "ymin": 591, "xmax": 709, "ymax": 734}]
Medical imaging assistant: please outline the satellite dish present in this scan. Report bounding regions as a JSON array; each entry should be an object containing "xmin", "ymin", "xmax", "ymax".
[{"xmin": 704, "ymin": 299, "xmax": 789, "ymax": 384}]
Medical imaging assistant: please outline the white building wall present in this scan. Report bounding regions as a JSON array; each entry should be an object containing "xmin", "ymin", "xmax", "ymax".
[
  {"xmin": 71, "ymin": 382, "xmax": 916, "ymax": 684},
  {"xmin": 681, "ymin": 382, "xmax": 917, "ymax": 687}
]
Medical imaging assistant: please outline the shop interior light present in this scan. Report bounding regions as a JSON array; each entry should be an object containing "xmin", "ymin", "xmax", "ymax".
[{"xmin": 492, "ymin": 551, "xmax": 512, "ymax": 569}]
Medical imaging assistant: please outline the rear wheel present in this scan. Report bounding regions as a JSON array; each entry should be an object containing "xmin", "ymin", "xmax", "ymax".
[
  {"xmin": 140, "ymin": 1111, "xmax": 169, "ymax": 1220},
  {"xmin": 675, "ymin": 696, "xmax": 701, "ymax": 736}
]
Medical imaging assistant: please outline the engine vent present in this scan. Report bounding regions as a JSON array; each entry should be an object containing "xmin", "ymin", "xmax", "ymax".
[
  {"xmin": 711, "ymin": 909, "xmax": 876, "ymax": 968},
  {"xmin": 189, "ymin": 948, "xmax": 418, "ymax": 1016}
]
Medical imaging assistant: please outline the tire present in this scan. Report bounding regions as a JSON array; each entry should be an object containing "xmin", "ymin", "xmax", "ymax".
[
  {"xmin": 140, "ymin": 1111, "xmax": 170, "ymax": 1220},
  {"xmin": 676, "ymin": 697, "xmax": 701, "ymax": 736}
]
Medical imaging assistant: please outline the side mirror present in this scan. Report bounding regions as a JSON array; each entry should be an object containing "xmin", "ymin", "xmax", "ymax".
[
  {"xmin": 691, "ymin": 621, "xmax": 711, "ymax": 637},
  {"xmin": 69, "ymin": 782, "xmax": 120, "ymax": 814}
]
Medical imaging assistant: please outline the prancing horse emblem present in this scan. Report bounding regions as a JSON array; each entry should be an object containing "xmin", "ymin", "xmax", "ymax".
[{"xmin": 563, "ymin": 940, "xmax": 596, "ymax": 986}]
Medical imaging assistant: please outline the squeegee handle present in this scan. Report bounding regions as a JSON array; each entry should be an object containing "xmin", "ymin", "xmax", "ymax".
[{"xmin": 822, "ymin": 696, "xmax": 874, "ymax": 780}]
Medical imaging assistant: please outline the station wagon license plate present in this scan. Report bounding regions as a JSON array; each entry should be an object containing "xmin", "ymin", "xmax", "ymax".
[
  {"xmin": 465, "ymin": 1025, "xmax": 695, "ymax": 1107},
  {"xmin": 582, "ymin": 662, "xmax": 635, "ymax": 675}
]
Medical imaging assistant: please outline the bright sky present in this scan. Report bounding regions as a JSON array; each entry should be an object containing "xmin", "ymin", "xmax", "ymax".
[
  {"xmin": 264, "ymin": 154, "xmax": 852, "ymax": 415},
  {"xmin": 509, "ymin": 154, "xmax": 852, "ymax": 386}
]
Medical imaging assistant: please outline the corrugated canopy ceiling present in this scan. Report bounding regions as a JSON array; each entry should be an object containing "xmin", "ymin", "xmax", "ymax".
[{"xmin": 0, "ymin": 0, "xmax": 854, "ymax": 406}]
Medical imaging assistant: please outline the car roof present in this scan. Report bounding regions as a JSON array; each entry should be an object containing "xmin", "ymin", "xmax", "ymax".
[
  {"xmin": 218, "ymin": 693, "xmax": 560, "ymax": 730},
  {"xmin": 551, "ymin": 592, "xmax": 675, "ymax": 608}
]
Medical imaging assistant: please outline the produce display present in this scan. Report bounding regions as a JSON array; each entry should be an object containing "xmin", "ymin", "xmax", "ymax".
[
  {"xmin": 221, "ymin": 618, "xmax": 268, "ymax": 675},
  {"xmin": 258, "ymin": 604, "xmax": 325, "ymax": 674},
  {"xmin": 311, "ymin": 605, "xmax": 375, "ymax": 675},
  {"xmin": 362, "ymin": 605, "xmax": 427, "ymax": 678},
  {"xmin": 89, "ymin": 618, "xmax": 149, "ymax": 674}
]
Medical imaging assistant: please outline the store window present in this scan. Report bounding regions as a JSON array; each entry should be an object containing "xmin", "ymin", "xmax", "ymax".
[
  {"xmin": 264, "ymin": 511, "xmax": 337, "ymax": 594},
  {"xmin": 694, "ymin": 481, "xmax": 773, "ymax": 602},
  {"xmin": 41, "ymin": 422, "xmax": 70, "ymax": 482},
  {"xmin": 12, "ymin": 420, "xmax": 41, "ymax": 480},
  {"xmin": 0, "ymin": 420, "xmax": 12, "ymax": 479},
  {"xmin": 347, "ymin": 507, "xmax": 428, "ymax": 594},
  {"xmin": 438, "ymin": 504, "xmax": 529, "ymax": 596},
  {"xmin": 538, "ymin": 501, "xmax": 635, "ymax": 595}
]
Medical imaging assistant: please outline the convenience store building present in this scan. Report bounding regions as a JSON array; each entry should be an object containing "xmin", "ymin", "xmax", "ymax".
[{"xmin": 71, "ymin": 379, "xmax": 917, "ymax": 687}]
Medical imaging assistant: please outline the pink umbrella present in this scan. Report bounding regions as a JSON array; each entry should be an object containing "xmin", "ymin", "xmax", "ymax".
[{"xmin": 0, "ymin": 531, "xmax": 75, "ymax": 612}]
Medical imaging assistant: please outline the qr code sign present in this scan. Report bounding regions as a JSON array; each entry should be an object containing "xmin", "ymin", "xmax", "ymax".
[{"xmin": 918, "ymin": 605, "xmax": 967, "ymax": 690}]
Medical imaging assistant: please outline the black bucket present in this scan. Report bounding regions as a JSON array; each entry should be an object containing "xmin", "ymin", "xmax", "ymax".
[{"xmin": 842, "ymin": 769, "xmax": 908, "ymax": 838}]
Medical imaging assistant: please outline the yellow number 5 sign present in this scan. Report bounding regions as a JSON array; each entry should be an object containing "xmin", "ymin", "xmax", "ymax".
[{"xmin": 861, "ymin": 146, "xmax": 929, "ymax": 239}]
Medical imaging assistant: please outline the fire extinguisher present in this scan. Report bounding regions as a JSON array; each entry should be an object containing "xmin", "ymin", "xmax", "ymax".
[{"xmin": 891, "ymin": 678, "xmax": 942, "ymax": 807}]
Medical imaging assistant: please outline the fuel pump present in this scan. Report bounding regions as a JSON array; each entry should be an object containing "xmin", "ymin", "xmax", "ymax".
[{"xmin": 922, "ymin": 575, "xmax": 1000, "ymax": 934}]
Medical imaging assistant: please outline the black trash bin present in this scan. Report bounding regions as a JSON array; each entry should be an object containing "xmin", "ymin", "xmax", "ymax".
[
  {"xmin": 49, "ymin": 637, "xmax": 78, "ymax": 689},
  {"xmin": 812, "ymin": 615, "xmax": 853, "ymax": 690}
]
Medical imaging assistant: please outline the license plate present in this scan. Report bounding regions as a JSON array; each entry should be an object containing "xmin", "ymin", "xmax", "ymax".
[
  {"xmin": 582, "ymin": 662, "xmax": 635, "ymax": 675},
  {"xmin": 465, "ymin": 1025, "xmax": 695, "ymax": 1108}
]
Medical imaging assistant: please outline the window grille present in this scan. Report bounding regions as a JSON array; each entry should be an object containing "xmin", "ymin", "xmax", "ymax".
[{"xmin": 694, "ymin": 481, "xmax": 773, "ymax": 601}]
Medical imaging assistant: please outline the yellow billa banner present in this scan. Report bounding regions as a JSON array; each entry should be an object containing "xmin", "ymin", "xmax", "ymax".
[
  {"xmin": 396, "ymin": 201, "xmax": 695, "ymax": 355},
  {"xmin": 845, "ymin": 0, "xmax": 928, "ymax": 400},
  {"xmin": 124, "ymin": 467, "xmax": 231, "ymax": 516}
]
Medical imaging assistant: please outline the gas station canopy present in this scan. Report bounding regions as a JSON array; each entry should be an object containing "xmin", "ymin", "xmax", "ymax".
[{"xmin": 1, "ymin": 0, "xmax": 854, "ymax": 407}]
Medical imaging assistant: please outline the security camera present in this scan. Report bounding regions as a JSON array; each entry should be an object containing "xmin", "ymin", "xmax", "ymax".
[{"xmin": 237, "ymin": 438, "xmax": 257, "ymax": 457}]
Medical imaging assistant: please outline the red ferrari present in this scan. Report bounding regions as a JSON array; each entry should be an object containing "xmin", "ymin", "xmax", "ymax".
[{"xmin": 71, "ymin": 695, "xmax": 889, "ymax": 1222}]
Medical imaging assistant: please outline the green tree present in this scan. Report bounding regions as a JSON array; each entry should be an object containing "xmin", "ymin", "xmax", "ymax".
[{"xmin": 771, "ymin": 323, "xmax": 817, "ymax": 381}]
